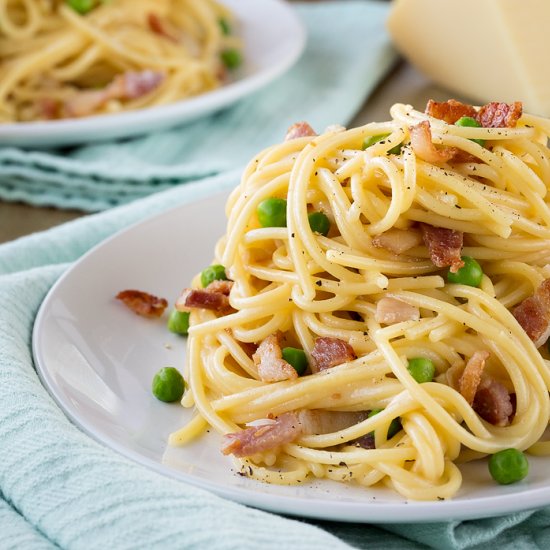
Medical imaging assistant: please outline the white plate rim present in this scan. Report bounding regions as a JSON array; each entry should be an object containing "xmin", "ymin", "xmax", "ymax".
[
  {"xmin": 0, "ymin": 0, "xmax": 306, "ymax": 147},
  {"xmin": 32, "ymin": 190, "xmax": 550, "ymax": 524}
]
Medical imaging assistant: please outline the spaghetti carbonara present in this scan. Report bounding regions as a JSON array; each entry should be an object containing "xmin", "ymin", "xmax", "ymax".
[
  {"xmin": 171, "ymin": 100, "xmax": 550, "ymax": 501},
  {"xmin": 0, "ymin": 0, "xmax": 241, "ymax": 122}
]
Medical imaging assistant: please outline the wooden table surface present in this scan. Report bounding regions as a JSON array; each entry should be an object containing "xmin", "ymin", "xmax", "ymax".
[{"xmin": 0, "ymin": 5, "xmax": 463, "ymax": 245}]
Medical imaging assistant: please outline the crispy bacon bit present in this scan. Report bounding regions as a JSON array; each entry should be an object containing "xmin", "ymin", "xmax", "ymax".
[
  {"xmin": 375, "ymin": 297, "xmax": 420, "ymax": 325},
  {"xmin": 475, "ymin": 101, "xmax": 522, "ymax": 129},
  {"xmin": 420, "ymin": 223, "xmax": 464, "ymax": 273},
  {"xmin": 425, "ymin": 99, "xmax": 477, "ymax": 124},
  {"xmin": 253, "ymin": 333, "xmax": 298, "ymax": 382},
  {"xmin": 426, "ymin": 99, "xmax": 523, "ymax": 129},
  {"xmin": 116, "ymin": 290, "xmax": 168, "ymax": 318},
  {"xmin": 410, "ymin": 121, "xmax": 458, "ymax": 164},
  {"xmin": 310, "ymin": 337, "xmax": 356, "ymax": 373},
  {"xmin": 459, "ymin": 350, "xmax": 490, "ymax": 405},
  {"xmin": 205, "ymin": 280, "xmax": 233, "ymax": 295},
  {"xmin": 221, "ymin": 411, "xmax": 301, "ymax": 457},
  {"xmin": 473, "ymin": 377, "xmax": 513, "ymax": 427},
  {"xmin": 147, "ymin": 13, "xmax": 179, "ymax": 42},
  {"xmin": 221, "ymin": 409, "xmax": 367, "ymax": 457},
  {"xmin": 372, "ymin": 228, "xmax": 423, "ymax": 255},
  {"xmin": 176, "ymin": 280, "xmax": 234, "ymax": 315},
  {"xmin": 64, "ymin": 70, "xmax": 165, "ymax": 118},
  {"xmin": 285, "ymin": 121, "xmax": 317, "ymax": 141},
  {"xmin": 513, "ymin": 279, "xmax": 550, "ymax": 347}
]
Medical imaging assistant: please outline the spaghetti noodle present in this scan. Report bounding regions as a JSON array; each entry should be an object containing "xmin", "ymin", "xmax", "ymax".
[
  {"xmin": 0, "ymin": 0, "xmax": 241, "ymax": 122},
  {"xmin": 172, "ymin": 100, "xmax": 550, "ymax": 500}
]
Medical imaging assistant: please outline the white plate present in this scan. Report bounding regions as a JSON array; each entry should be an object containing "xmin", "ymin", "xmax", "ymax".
[
  {"xmin": 33, "ymin": 191, "xmax": 550, "ymax": 523},
  {"xmin": 0, "ymin": 0, "xmax": 305, "ymax": 148}
]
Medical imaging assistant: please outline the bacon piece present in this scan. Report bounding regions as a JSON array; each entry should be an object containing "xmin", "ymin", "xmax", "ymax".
[
  {"xmin": 425, "ymin": 99, "xmax": 477, "ymax": 124},
  {"xmin": 459, "ymin": 350, "xmax": 490, "ymax": 405},
  {"xmin": 372, "ymin": 228, "xmax": 423, "ymax": 255},
  {"xmin": 64, "ymin": 70, "xmax": 165, "ymax": 118},
  {"xmin": 310, "ymin": 337, "xmax": 356, "ymax": 373},
  {"xmin": 221, "ymin": 409, "xmax": 368, "ymax": 457},
  {"xmin": 176, "ymin": 280, "xmax": 234, "ymax": 315},
  {"xmin": 221, "ymin": 411, "xmax": 302, "ymax": 457},
  {"xmin": 420, "ymin": 223, "xmax": 464, "ymax": 273},
  {"xmin": 354, "ymin": 433, "xmax": 376, "ymax": 449},
  {"xmin": 147, "ymin": 13, "xmax": 179, "ymax": 42},
  {"xmin": 297, "ymin": 409, "xmax": 368, "ymax": 435},
  {"xmin": 116, "ymin": 289, "xmax": 168, "ymax": 318},
  {"xmin": 475, "ymin": 102, "xmax": 522, "ymax": 129},
  {"xmin": 205, "ymin": 280, "xmax": 233, "ymax": 295},
  {"xmin": 473, "ymin": 377, "xmax": 513, "ymax": 427},
  {"xmin": 285, "ymin": 121, "xmax": 316, "ymax": 141},
  {"xmin": 375, "ymin": 297, "xmax": 420, "ymax": 325},
  {"xmin": 253, "ymin": 333, "xmax": 298, "ymax": 382},
  {"xmin": 513, "ymin": 278, "xmax": 550, "ymax": 347},
  {"xmin": 410, "ymin": 121, "xmax": 458, "ymax": 164},
  {"xmin": 37, "ymin": 98, "xmax": 60, "ymax": 120}
]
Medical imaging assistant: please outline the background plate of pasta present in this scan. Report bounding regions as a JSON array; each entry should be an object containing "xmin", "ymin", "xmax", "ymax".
[
  {"xmin": 0, "ymin": 0, "xmax": 305, "ymax": 147},
  {"xmin": 33, "ymin": 101, "xmax": 550, "ymax": 522}
]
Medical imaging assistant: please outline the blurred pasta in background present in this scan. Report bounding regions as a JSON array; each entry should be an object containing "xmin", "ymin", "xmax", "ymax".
[{"xmin": 0, "ymin": 0, "xmax": 242, "ymax": 122}]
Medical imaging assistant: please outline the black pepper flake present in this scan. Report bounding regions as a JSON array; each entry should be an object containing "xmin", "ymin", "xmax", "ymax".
[
  {"xmin": 338, "ymin": 461, "xmax": 348, "ymax": 467},
  {"xmin": 248, "ymin": 466, "xmax": 253, "ymax": 476},
  {"xmin": 315, "ymin": 280, "xmax": 322, "ymax": 286},
  {"xmin": 315, "ymin": 171, "xmax": 318, "ymax": 176},
  {"xmin": 291, "ymin": 233, "xmax": 295, "ymax": 238},
  {"xmin": 455, "ymin": 205, "xmax": 462, "ymax": 209},
  {"xmin": 437, "ymin": 496, "xmax": 445, "ymax": 501},
  {"xmin": 363, "ymin": 331, "xmax": 368, "ymax": 336}
]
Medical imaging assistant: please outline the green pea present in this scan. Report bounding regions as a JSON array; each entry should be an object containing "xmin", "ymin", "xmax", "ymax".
[
  {"xmin": 257, "ymin": 197, "xmax": 287, "ymax": 227},
  {"xmin": 362, "ymin": 133, "xmax": 402, "ymax": 155},
  {"xmin": 368, "ymin": 408, "xmax": 402, "ymax": 440},
  {"xmin": 455, "ymin": 116, "xmax": 485, "ymax": 146},
  {"xmin": 218, "ymin": 17, "xmax": 231, "ymax": 35},
  {"xmin": 407, "ymin": 357, "xmax": 435, "ymax": 383},
  {"xmin": 201, "ymin": 264, "xmax": 228, "ymax": 288},
  {"xmin": 282, "ymin": 347, "xmax": 308, "ymax": 375},
  {"xmin": 66, "ymin": 0, "xmax": 97, "ymax": 14},
  {"xmin": 447, "ymin": 256, "xmax": 484, "ymax": 287},
  {"xmin": 308, "ymin": 211, "xmax": 331, "ymax": 236},
  {"xmin": 152, "ymin": 367, "xmax": 186, "ymax": 403},
  {"xmin": 221, "ymin": 48, "xmax": 242, "ymax": 70},
  {"xmin": 167, "ymin": 309, "xmax": 190, "ymax": 335},
  {"xmin": 488, "ymin": 448, "xmax": 529, "ymax": 485}
]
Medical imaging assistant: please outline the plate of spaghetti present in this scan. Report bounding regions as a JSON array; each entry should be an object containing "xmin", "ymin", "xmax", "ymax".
[
  {"xmin": 33, "ymin": 100, "xmax": 550, "ymax": 522},
  {"xmin": 0, "ymin": 0, "xmax": 305, "ymax": 147}
]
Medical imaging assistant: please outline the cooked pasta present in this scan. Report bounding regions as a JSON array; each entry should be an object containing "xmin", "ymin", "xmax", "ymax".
[
  {"xmin": 171, "ymin": 100, "xmax": 550, "ymax": 500},
  {"xmin": 0, "ymin": 0, "xmax": 241, "ymax": 122}
]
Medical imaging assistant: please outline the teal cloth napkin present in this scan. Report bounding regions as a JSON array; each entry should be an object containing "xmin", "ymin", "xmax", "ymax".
[
  {"xmin": 1, "ymin": 171, "xmax": 549, "ymax": 550},
  {"xmin": 0, "ymin": 1, "xmax": 396, "ymax": 212}
]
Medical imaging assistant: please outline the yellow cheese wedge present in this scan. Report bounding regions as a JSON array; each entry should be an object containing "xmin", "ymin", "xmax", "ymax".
[{"xmin": 387, "ymin": 0, "xmax": 550, "ymax": 116}]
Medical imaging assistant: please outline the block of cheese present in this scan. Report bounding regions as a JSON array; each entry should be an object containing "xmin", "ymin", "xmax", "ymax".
[{"xmin": 387, "ymin": 0, "xmax": 550, "ymax": 116}]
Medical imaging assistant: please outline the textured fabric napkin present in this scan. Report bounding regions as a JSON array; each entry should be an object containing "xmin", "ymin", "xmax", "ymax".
[
  {"xmin": 1, "ymin": 171, "xmax": 549, "ymax": 550},
  {"xmin": 0, "ymin": 1, "xmax": 396, "ymax": 212}
]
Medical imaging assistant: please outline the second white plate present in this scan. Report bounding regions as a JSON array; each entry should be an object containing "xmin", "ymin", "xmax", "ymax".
[
  {"xmin": 32, "ymin": 190, "xmax": 550, "ymax": 523},
  {"xmin": 0, "ymin": 0, "xmax": 305, "ymax": 148}
]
